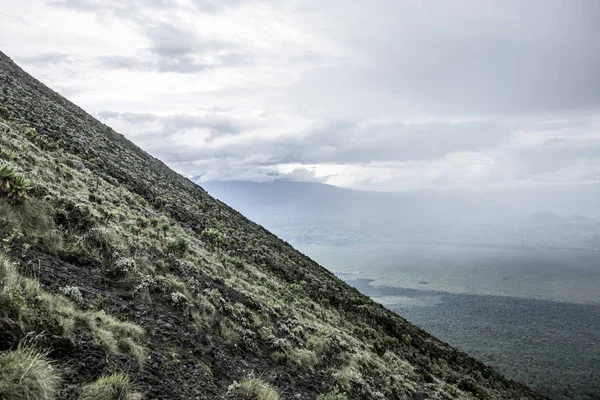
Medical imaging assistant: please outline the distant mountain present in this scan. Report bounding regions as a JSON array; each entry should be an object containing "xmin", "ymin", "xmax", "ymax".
[{"xmin": 200, "ymin": 180, "xmax": 600, "ymax": 249}]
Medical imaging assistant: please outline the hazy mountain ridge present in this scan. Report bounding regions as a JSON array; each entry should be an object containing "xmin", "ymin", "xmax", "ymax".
[
  {"xmin": 0, "ymin": 51, "xmax": 546, "ymax": 399},
  {"xmin": 200, "ymin": 180, "xmax": 600, "ymax": 250}
]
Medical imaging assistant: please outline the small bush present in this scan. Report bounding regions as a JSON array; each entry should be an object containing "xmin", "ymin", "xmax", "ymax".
[
  {"xmin": 227, "ymin": 377, "xmax": 279, "ymax": 400},
  {"xmin": 373, "ymin": 336, "xmax": 399, "ymax": 357},
  {"xmin": 457, "ymin": 377, "xmax": 490, "ymax": 399},
  {"xmin": 54, "ymin": 201, "xmax": 95, "ymax": 233},
  {"xmin": 113, "ymin": 257, "xmax": 137, "ymax": 276},
  {"xmin": 58, "ymin": 286, "xmax": 83, "ymax": 303},
  {"xmin": 0, "ymin": 148, "xmax": 17, "ymax": 161},
  {"xmin": 0, "ymin": 163, "xmax": 32, "ymax": 204},
  {"xmin": 170, "ymin": 291, "xmax": 189, "ymax": 309},
  {"xmin": 201, "ymin": 228, "xmax": 226, "ymax": 247},
  {"xmin": 0, "ymin": 252, "xmax": 17, "ymax": 288},
  {"xmin": 166, "ymin": 237, "xmax": 189, "ymax": 257},
  {"xmin": 78, "ymin": 372, "xmax": 141, "ymax": 400},
  {"xmin": 78, "ymin": 227, "xmax": 120, "ymax": 260},
  {"xmin": 153, "ymin": 196, "xmax": 168, "ymax": 209},
  {"xmin": 0, "ymin": 346, "xmax": 61, "ymax": 400}
]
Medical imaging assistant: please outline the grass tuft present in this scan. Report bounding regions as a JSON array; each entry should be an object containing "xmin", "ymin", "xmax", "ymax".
[
  {"xmin": 227, "ymin": 377, "xmax": 279, "ymax": 400},
  {"xmin": 78, "ymin": 372, "xmax": 141, "ymax": 400},
  {"xmin": 0, "ymin": 346, "xmax": 61, "ymax": 400}
]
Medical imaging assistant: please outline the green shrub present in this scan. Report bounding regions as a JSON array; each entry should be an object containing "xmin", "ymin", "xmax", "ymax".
[
  {"xmin": 373, "ymin": 336, "xmax": 399, "ymax": 357},
  {"xmin": 78, "ymin": 372, "xmax": 141, "ymax": 400},
  {"xmin": 153, "ymin": 196, "xmax": 168, "ymax": 210},
  {"xmin": 0, "ymin": 148, "xmax": 17, "ymax": 161},
  {"xmin": 227, "ymin": 377, "xmax": 279, "ymax": 400},
  {"xmin": 0, "ymin": 346, "xmax": 61, "ymax": 400},
  {"xmin": 229, "ymin": 257, "xmax": 244, "ymax": 269},
  {"xmin": 0, "ymin": 163, "xmax": 32, "ymax": 204},
  {"xmin": 54, "ymin": 201, "xmax": 95, "ymax": 233},
  {"xmin": 78, "ymin": 227, "xmax": 120, "ymax": 260},
  {"xmin": 458, "ymin": 377, "xmax": 490, "ymax": 399},
  {"xmin": 166, "ymin": 237, "xmax": 189, "ymax": 257},
  {"xmin": 317, "ymin": 388, "xmax": 348, "ymax": 400},
  {"xmin": 201, "ymin": 228, "xmax": 226, "ymax": 247}
]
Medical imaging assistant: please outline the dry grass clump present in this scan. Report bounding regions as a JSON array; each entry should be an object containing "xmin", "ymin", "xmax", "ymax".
[
  {"xmin": 227, "ymin": 376, "xmax": 279, "ymax": 400},
  {"xmin": 78, "ymin": 372, "xmax": 141, "ymax": 400},
  {"xmin": 0, "ymin": 346, "xmax": 61, "ymax": 400}
]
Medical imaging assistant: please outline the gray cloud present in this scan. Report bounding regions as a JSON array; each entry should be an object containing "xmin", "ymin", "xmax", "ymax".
[
  {"xmin": 49, "ymin": 0, "xmax": 251, "ymax": 15},
  {"xmin": 15, "ymin": 0, "xmax": 599, "ymax": 189},
  {"xmin": 285, "ymin": 0, "xmax": 600, "ymax": 118},
  {"xmin": 97, "ymin": 56, "xmax": 153, "ymax": 71},
  {"xmin": 193, "ymin": 165, "xmax": 328, "ymax": 184},
  {"xmin": 97, "ymin": 107, "xmax": 600, "ymax": 188},
  {"xmin": 98, "ymin": 111, "xmax": 242, "ymax": 139},
  {"xmin": 510, "ymin": 137, "xmax": 600, "ymax": 177},
  {"xmin": 98, "ymin": 110, "xmax": 511, "ymax": 164},
  {"xmin": 96, "ymin": 51, "xmax": 250, "ymax": 74},
  {"xmin": 18, "ymin": 52, "xmax": 74, "ymax": 65},
  {"xmin": 49, "ymin": 1, "xmax": 254, "ymax": 73},
  {"xmin": 48, "ymin": 0, "xmax": 172, "ymax": 14},
  {"xmin": 285, "ymin": 119, "xmax": 510, "ymax": 164},
  {"xmin": 95, "ymin": 22, "xmax": 253, "ymax": 73}
]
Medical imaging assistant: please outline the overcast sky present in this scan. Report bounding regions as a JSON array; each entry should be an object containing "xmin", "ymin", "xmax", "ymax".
[{"xmin": 1, "ymin": 0, "xmax": 599, "ymax": 191}]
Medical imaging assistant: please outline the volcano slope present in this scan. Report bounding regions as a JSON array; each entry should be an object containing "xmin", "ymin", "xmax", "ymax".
[{"xmin": 0, "ymin": 51, "xmax": 546, "ymax": 400}]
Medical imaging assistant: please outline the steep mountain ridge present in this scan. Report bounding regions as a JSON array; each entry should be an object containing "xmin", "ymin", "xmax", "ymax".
[{"xmin": 0, "ymin": 51, "xmax": 545, "ymax": 399}]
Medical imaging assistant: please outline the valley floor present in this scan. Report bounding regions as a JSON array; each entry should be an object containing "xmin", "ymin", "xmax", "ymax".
[{"xmin": 298, "ymin": 243, "xmax": 600, "ymax": 400}]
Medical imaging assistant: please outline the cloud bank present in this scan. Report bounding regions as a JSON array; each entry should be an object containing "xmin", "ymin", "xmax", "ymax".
[{"xmin": 1, "ymin": 0, "xmax": 598, "ymax": 190}]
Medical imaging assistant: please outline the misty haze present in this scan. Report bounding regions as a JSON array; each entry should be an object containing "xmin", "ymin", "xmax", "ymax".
[
  {"xmin": 1, "ymin": 0, "xmax": 599, "ymax": 399},
  {"xmin": 203, "ymin": 181, "xmax": 600, "ymax": 399}
]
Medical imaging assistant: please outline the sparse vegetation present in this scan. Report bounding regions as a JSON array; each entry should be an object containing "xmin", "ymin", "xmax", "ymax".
[{"xmin": 0, "ymin": 253, "xmax": 145, "ymax": 366}]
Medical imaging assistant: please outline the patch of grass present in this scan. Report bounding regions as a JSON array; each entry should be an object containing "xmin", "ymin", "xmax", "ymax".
[
  {"xmin": 0, "ymin": 198, "xmax": 63, "ymax": 254},
  {"xmin": 191, "ymin": 294, "xmax": 217, "ymax": 333},
  {"xmin": 78, "ymin": 372, "xmax": 141, "ymax": 400},
  {"xmin": 219, "ymin": 317, "xmax": 240, "ymax": 342},
  {"xmin": 0, "ymin": 253, "xmax": 145, "ymax": 366},
  {"xmin": 287, "ymin": 348, "xmax": 318, "ymax": 371},
  {"xmin": 197, "ymin": 360, "xmax": 213, "ymax": 379},
  {"xmin": 77, "ymin": 226, "xmax": 122, "ymax": 261},
  {"xmin": 317, "ymin": 388, "xmax": 348, "ymax": 400},
  {"xmin": 333, "ymin": 363, "xmax": 364, "ymax": 393},
  {"xmin": 0, "ymin": 346, "xmax": 61, "ymax": 400},
  {"xmin": 93, "ymin": 311, "xmax": 146, "ymax": 366},
  {"xmin": 227, "ymin": 377, "xmax": 279, "ymax": 400}
]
